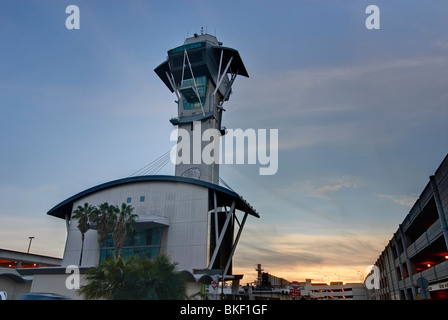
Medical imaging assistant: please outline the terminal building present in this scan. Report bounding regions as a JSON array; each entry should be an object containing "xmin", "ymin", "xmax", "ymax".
[
  {"xmin": 367, "ymin": 153, "xmax": 448, "ymax": 300},
  {"xmin": 0, "ymin": 33, "xmax": 259, "ymax": 300},
  {"xmin": 0, "ymin": 249, "xmax": 62, "ymax": 300}
]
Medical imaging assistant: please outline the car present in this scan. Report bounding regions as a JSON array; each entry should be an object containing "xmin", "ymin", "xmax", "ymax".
[
  {"xmin": 0, "ymin": 291, "xmax": 7, "ymax": 300},
  {"xmin": 16, "ymin": 292, "xmax": 71, "ymax": 300}
]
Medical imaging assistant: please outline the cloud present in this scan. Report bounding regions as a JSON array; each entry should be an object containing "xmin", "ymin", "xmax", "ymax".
[
  {"xmin": 230, "ymin": 55, "xmax": 448, "ymax": 152},
  {"xmin": 0, "ymin": 183, "xmax": 68, "ymax": 256},
  {"xmin": 271, "ymin": 176, "xmax": 362, "ymax": 202},
  {"xmin": 312, "ymin": 176, "xmax": 362, "ymax": 201},
  {"xmin": 233, "ymin": 223, "xmax": 388, "ymax": 283},
  {"xmin": 0, "ymin": 211, "xmax": 66, "ymax": 257},
  {"xmin": 378, "ymin": 194, "xmax": 417, "ymax": 208},
  {"xmin": 0, "ymin": 184, "xmax": 62, "ymax": 210},
  {"xmin": 434, "ymin": 40, "xmax": 448, "ymax": 50}
]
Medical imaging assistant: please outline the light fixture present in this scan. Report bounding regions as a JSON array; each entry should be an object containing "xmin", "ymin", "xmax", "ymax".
[{"xmin": 27, "ymin": 236, "xmax": 34, "ymax": 253}]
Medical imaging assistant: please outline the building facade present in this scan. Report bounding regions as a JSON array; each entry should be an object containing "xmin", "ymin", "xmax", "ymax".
[
  {"xmin": 48, "ymin": 176, "xmax": 259, "ymax": 278},
  {"xmin": 367, "ymin": 153, "xmax": 448, "ymax": 300},
  {"xmin": 0, "ymin": 249, "xmax": 62, "ymax": 300},
  {"xmin": 300, "ymin": 279, "xmax": 366, "ymax": 300},
  {"xmin": 10, "ymin": 33, "xmax": 258, "ymax": 300}
]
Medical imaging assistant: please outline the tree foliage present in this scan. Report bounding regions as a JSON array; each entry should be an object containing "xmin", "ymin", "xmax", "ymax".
[
  {"xmin": 90, "ymin": 202, "xmax": 118, "ymax": 247},
  {"xmin": 72, "ymin": 202, "xmax": 187, "ymax": 300},
  {"xmin": 71, "ymin": 202, "xmax": 138, "ymax": 265},
  {"xmin": 112, "ymin": 203, "xmax": 138, "ymax": 254},
  {"xmin": 72, "ymin": 203, "xmax": 96, "ymax": 265},
  {"xmin": 78, "ymin": 253, "xmax": 187, "ymax": 300}
]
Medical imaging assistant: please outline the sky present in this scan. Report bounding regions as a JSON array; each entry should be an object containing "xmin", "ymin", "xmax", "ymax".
[{"xmin": 1, "ymin": 0, "xmax": 447, "ymax": 284}]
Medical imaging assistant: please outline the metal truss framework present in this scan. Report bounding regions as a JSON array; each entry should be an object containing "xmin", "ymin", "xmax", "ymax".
[
  {"xmin": 163, "ymin": 48, "xmax": 241, "ymax": 119},
  {"xmin": 207, "ymin": 190, "xmax": 249, "ymax": 278}
]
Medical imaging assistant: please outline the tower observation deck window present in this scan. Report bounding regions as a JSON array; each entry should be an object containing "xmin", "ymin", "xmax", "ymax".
[
  {"xmin": 180, "ymin": 76, "xmax": 207, "ymax": 109},
  {"xmin": 168, "ymin": 41, "xmax": 204, "ymax": 54}
]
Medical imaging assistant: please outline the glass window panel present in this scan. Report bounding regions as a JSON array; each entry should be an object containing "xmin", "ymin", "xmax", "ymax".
[
  {"xmin": 100, "ymin": 227, "xmax": 164, "ymax": 263},
  {"xmin": 181, "ymin": 76, "xmax": 207, "ymax": 110}
]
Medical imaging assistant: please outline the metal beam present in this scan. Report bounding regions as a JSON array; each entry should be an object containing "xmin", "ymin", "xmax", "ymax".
[
  {"xmin": 216, "ymin": 49, "xmax": 224, "ymax": 91},
  {"xmin": 165, "ymin": 71, "xmax": 180, "ymax": 102},
  {"xmin": 213, "ymin": 54, "xmax": 234, "ymax": 95},
  {"xmin": 183, "ymin": 49, "xmax": 205, "ymax": 116},
  {"xmin": 208, "ymin": 200, "xmax": 236, "ymax": 269},
  {"xmin": 214, "ymin": 191, "xmax": 219, "ymax": 245},
  {"xmin": 221, "ymin": 72, "xmax": 237, "ymax": 103},
  {"xmin": 223, "ymin": 211, "xmax": 248, "ymax": 277}
]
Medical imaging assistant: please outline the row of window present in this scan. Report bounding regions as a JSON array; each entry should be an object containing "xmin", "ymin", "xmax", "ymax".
[
  {"xmin": 112, "ymin": 197, "xmax": 162, "ymax": 262},
  {"xmin": 99, "ymin": 228, "xmax": 163, "ymax": 263},
  {"xmin": 126, "ymin": 196, "xmax": 146, "ymax": 203},
  {"xmin": 181, "ymin": 76, "xmax": 208, "ymax": 110}
]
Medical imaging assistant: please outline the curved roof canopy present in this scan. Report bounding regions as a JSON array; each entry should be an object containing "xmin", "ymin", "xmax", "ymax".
[
  {"xmin": 47, "ymin": 175, "xmax": 259, "ymax": 220},
  {"xmin": 154, "ymin": 43, "xmax": 249, "ymax": 93}
]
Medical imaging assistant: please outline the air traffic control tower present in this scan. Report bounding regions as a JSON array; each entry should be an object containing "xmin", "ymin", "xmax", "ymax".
[
  {"xmin": 40, "ymin": 32, "xmax": 257, "ymax": 299},
  {"xmin": 155, "ymin": 32, "xmax": 249, "ymax": 184}
]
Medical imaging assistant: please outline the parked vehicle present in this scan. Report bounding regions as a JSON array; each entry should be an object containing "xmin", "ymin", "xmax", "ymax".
[{"xmin": 16, "ymin": 292, "xmax": 70, "ymax": 300}]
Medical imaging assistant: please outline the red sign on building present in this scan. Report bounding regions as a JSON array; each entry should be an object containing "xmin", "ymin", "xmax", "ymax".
[{"xmin": 290, "ymin": 281, "xmax": 301, "ymax": 297}]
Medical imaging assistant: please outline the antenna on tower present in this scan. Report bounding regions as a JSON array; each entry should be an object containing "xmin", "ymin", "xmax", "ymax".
[{"xmin": 201, "ymin": 26, "xmax": 204, "ymax": 35}]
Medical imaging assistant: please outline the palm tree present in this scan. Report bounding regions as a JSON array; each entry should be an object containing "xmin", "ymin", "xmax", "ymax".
[
  {"xmin": 89, "ymin": 202, "xmax": 118, "ymax": 251},
  {"xmin": 112, "ymin": 203, "xmax": 138, "ymax": 255},
  {"xmin": 72, "ymin": 203, "xmax": 95, "ymax": 266},
  {"xmin": 146, "ymin": 254, "xmax": 187, "ymax": 300},
  {"xmin": 78, "ymin": 253, "xmax": 127, "ymax": 300},
  {"xmin": 78, "ymin": 253, "xmax": 187, "ymax": 300}
]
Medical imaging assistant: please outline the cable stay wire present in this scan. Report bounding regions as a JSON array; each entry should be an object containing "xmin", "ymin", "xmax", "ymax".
[
  {"xmin": 128, "ymin": 150, "xmax": 174, "ymax": 177},
  {"xmin": 219, "ymin": 176, "xmax": 236, "ymax": 193},
  {"xmin": 128, "ymin": 152, "xmax": 166, "ymax": 176},
  {"xmin": 129, "ymin": 150, "xmax": 237, "ymax": 194}
]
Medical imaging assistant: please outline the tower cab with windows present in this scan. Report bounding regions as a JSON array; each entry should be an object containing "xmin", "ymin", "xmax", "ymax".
[{"xmin": 155, "ymin": 32, "xmax": 249, "ymax": 184}]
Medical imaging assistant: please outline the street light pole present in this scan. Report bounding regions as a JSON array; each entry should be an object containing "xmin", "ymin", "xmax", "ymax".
[
  {"xmin": 27, "ymin": 237, "xmax": 34, "ymax": 253},
  {"xmin": 222, "ymin": 269, "xmax": 224, "ymax": 299}
]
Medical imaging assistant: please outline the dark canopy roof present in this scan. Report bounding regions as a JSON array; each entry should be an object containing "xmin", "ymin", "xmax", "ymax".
[
  {"xmin": 214, "ymin": 46, "xmax": 249, "ymax": 78},
  {"xmin": 154, "ymin": 45, "xmax": 249, "ymax": 93},
  {"xmin": 47, "ymin": 175, "xmax": 259, "ymax": 220}
]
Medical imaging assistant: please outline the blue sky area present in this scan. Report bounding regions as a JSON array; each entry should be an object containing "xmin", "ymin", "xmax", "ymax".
[{"xmin": 1, "ymin": 0, "xmax": 447, "ymax": 283}]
